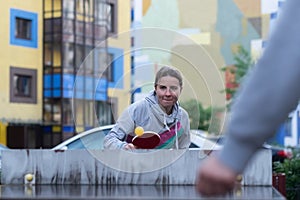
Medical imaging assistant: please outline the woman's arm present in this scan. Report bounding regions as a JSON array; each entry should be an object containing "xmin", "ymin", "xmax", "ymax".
[{"xmin": 103, "ymin": 108, "xmax": 135, "ymax": 149}]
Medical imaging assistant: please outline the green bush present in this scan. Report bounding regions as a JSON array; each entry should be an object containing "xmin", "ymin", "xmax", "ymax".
[
  {"xmin": 180, "ymin": 99, "xmax": 211, "ymax": 130},
  {"xmin": 273, "ymin": 148, "xmax": 300, "ymax": 200}
]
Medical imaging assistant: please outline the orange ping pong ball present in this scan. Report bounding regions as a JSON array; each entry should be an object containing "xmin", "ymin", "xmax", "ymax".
[{"xmin": 134, "ymin": 126, "xmax": 144, "ymax": 136}]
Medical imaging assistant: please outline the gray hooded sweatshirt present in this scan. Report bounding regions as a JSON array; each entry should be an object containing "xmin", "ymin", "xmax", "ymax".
[{"xmin": 103, "ymin": 91, "xmax": 191, "ymax": 149}]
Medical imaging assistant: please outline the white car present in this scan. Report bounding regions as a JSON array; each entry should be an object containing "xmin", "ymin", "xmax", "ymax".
[
  {"xmin": 0, "ymin": 144, "xmax": 9, "ymax": 183},
  {"xmin": 190, "ymin": 130, "xmax": 223, "ymax": 150},
  {"xmin": 52, "ymin": 125, "xmax": 222, "ymax": 150},
  {"xmin": 52, "ymin": 124, "xmax": 114, "ymax": 150}
]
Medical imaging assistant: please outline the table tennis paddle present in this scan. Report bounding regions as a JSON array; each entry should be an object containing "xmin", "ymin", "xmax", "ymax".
[{"xmin": 132, "ymin": 131, "xmax": 161, "ymax": 149}]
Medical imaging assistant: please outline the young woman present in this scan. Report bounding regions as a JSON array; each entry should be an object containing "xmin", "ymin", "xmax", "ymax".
[{"xmin": 103, "ymin": 66, "xmax": 190, "ymax": 150}]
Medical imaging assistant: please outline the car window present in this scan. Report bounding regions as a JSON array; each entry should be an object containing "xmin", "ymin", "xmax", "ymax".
[{"xmin": 66, "ymin": 128, "xmax": 111, "ymax": 150}]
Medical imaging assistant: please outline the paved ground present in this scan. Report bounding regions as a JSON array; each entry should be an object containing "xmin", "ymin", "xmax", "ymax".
[{"xmin": 0, "ymin": 184, "xmax": 285, "ymax": 199}]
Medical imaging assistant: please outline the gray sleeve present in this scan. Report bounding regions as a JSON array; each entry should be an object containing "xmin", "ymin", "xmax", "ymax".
[
  {"xmin": 103, "ymin": 108, "xmax": 135, "ymax": 149},
  {"xmin": 103, "ymin": 128, "xmax": 127, "ymax": 149},
  {"xmin": 218, "ymin": 0, "xmax": 300, "ymax": 173}
]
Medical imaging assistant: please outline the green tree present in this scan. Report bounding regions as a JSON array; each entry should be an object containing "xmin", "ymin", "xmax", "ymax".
[
  {"xmin": 222, "ymin": 45, "xmax": 254, "ymax": 108},
  {"xmin": 180, "ymin": 99, "xmax": 212, "ymax": 131},
  {"xmin": 207, "ymin": 106, "xmax": 226, "ymax": 135}
]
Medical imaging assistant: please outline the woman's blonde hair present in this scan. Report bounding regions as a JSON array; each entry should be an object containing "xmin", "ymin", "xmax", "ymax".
[{"xmin": 154, "ymin": 66, "xmax": 183, "ymax": 88}]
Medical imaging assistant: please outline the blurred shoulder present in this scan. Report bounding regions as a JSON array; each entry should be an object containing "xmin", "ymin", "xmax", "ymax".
[{"xmin": 180, "ymin": 106, "xmax": 189, "ymax": 117}]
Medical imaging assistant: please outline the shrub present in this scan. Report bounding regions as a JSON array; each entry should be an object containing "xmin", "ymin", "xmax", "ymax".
[{"xmin": 273, "ymin": 148, "xmax": 300, "ymax": 200}]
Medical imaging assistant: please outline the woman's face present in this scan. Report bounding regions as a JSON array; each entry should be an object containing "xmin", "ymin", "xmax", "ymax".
[{"xmin": 155, "ymin": 76, "xmax": 182, "ymax": 113}]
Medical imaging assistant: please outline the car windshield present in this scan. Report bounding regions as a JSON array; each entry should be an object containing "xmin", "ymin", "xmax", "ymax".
[{"xmin": 65, "ymin": 128, "xmax": 111, "ymax": 150}]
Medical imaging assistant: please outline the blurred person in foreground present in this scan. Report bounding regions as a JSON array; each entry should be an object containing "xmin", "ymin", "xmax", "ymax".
[
  {"xmin": 196, "ymin": 0, "xmax": 300, "ymax": 196},
  {"xmin": 104, "ymin": 66, "xmax": 190, "ymax": 150}
]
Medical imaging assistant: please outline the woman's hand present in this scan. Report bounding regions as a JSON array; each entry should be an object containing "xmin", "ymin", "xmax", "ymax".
[{"xmin": 124, "ymin": 143, "xmax": 136, "ymax": 150}]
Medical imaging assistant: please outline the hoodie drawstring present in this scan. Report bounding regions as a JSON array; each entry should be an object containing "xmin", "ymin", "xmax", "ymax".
[
  {"xmin": 175, "ymin": 119, "xmax": 178, "ymax": 149},
  {"xmin": 163, "ymin": 115, "xmax": 170, "ymax": 131}
]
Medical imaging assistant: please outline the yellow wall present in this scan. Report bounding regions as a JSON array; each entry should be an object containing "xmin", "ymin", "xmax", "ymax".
[
  {"xmin": 174, "ymin": 0, "xmax": 225, "ymax": 107},
  {"xmin": 108, "ymin": 0, "xmax": 132, "ymax": 118},
  {"xmin": 0, "ymin": 1, "xmax": 43, "ymax": 122},
  {"xmin": 0, "ymin": 122, "xmax": 7, "ymax": 145}
]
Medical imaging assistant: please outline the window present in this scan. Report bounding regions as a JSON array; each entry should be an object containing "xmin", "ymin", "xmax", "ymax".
[
  {"xmin": 75, "ymin": 45, "xmax": 93, "ymax": 73},
  {"xmin": 63, "ymin": 0, "xmax": 75, "ymax": 19},
  {"xmin": 63, "ymin": 43, "xmax": 75, "ymax": 73},
  {"xmin": 96, "ymin": 100, "xmax": 114, "ymax": 126},
  {"xmin": 10, "ymin": 9, "xmax": 38, "ymax": 48},
  {"xmin": 107, "ymin": 47, "xmax": 123, "ymax": 88},
  {"xmin": 95, "ymin": 47, "xmax": 123, "ymax": 88},
  {"xmin": 284, "ymin": 117, "xmax": 292, "ymax": 137},
  {"xmin": 14, "ymin": 75, "xmax": 31, "ymax": 97},
  {"xmin": 10, "ymin": 67, "xmax": 37, "ymax": 104},
  {"xmin": 95, "ymin": 0, "xmax": 118, "ymax": 36},
  {"xmin": 107, "ymin": 53, "xmax": 114, "ymax": 82},
  {"xmin": 15, "ymin": 17, "xmax": 32, "ymax": 40},
  {"xmin": 76, "ymin": 0, "xmax": 92, "ymax": 16},
  {"xmin": 62, "ymin": 99, "xmax": 72, "ymax": 125},
  {"xmin": 43, "ymin": 98, "xmax": 61, "ymax": 123}
]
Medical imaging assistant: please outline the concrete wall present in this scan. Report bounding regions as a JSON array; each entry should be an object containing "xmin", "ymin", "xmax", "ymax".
[{"xmin": 2, "ymin": 148, "xmax": 272, "ymax": 185}]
